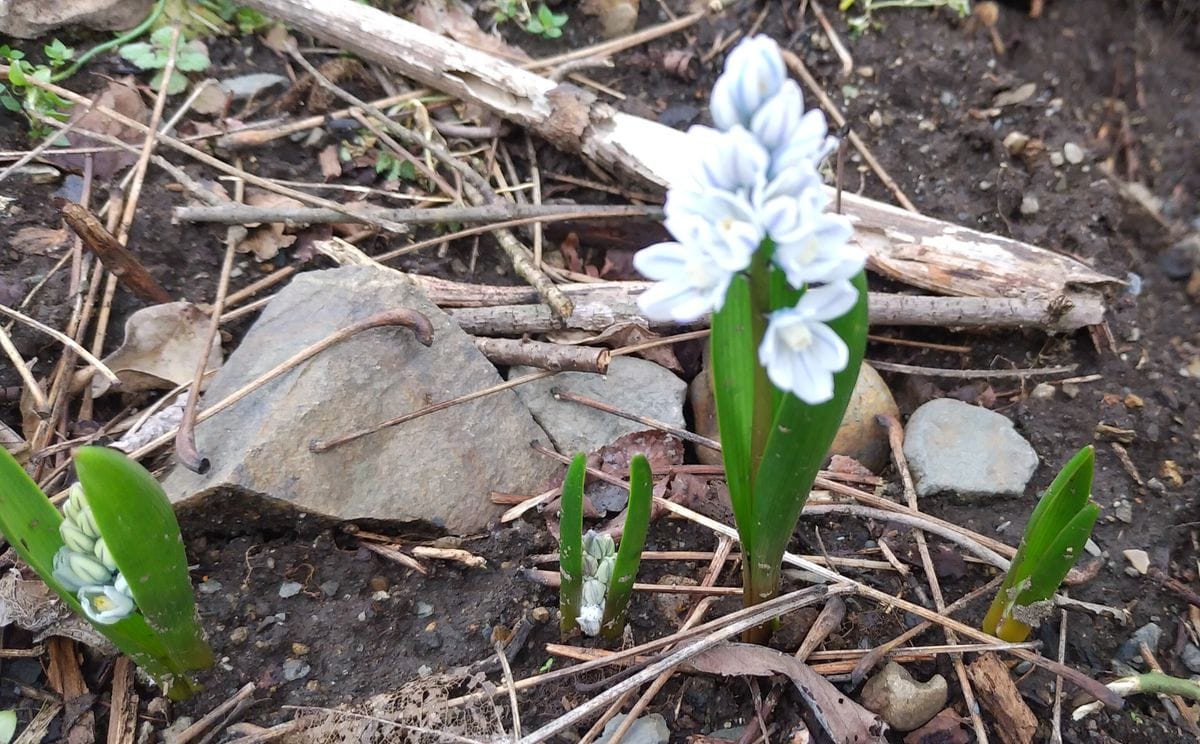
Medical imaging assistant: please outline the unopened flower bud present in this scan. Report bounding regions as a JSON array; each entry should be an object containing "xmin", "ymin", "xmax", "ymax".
[
  {"xmin": 67, "ymin": 552, "xmax": 113, "ymax": 585},
  {"xmin": 60, "ymin": 521, "xmax": 96, "ymax": 555},
  {"xmin": 582, "ymin": 577, "xmax": 607, "ymax": 607},
  {"xmin": 594, "ymin": 557, "xmax": 614, "ymax": 586},
  {"xmin": 582, "ymin": 553, "xmax": 599, "ymax": 577},
  {"xmin": 584, "ymin": 531, "xmax": 615, "ymax": 562},
  {"xmin": 113, "ymin": 573, "xmax": 133, "ymax": 599},
  {"xmin": 93, "ymin": 537, "xmax": 117, "ymax": 572},
  {"xmin": 52, "ymin": 547, "xmax": 87, "ymax": 591},
  {"xmin": 577, "ymin": 605, "xmax": 603, "ymax": 637}
]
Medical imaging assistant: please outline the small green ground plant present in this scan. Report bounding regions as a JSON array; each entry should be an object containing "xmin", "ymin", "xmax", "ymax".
[
  {"xmin": 491, "ymin": 1, "xmax": 569, "ymax": 39},
  {"xmin": 982, "ymin": 445, "xmax": 1100, "ymax": 642},
  {"xmin": 839, "ymin": 0, "xmax": 971, "ymax": 33},
  {"xmin": 0, "ymin": 446, "xmax": 212, "ymax": 698},
  {"xmin": 559, "ymin": 452, "xmax": 651, "ymax": 641},
  {"xmin": 119, "ymin": 26, "xmax": 212, "ymax": 95}
]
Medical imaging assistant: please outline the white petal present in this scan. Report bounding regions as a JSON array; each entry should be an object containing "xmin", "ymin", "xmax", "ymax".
[
  {"xmin": 798, "ymin": 281, "xmax": 859, "ymax": 321},
  {"xmin": 632, "ymin": 242, "xmax": 688, "ymax": 279},
  {"xmin": 809, "ymin": 322, "xmax": 850, "ymax": 370},
  {"xmin": 751, "ymin": 81, "xmax": 804, "ymax": 151}
]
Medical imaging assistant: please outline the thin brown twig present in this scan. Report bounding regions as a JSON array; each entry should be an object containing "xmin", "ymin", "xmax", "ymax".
[
  {"xmin": 780, "ymin": 50, "xmax": 918, "ymax": 212},
  {"xmin": 0, "ymin": 324, "xmax": 49, "ymax": 415},
  {"xmin": 551, "ymin": 388, "xmax": 720, "ymax": 452}
]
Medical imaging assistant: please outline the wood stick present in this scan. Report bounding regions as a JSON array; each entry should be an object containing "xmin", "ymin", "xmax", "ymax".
[
  {"xmin": 234, "ymin": 0, "xmax": 1121, "ymax": 313},
  {"xmin": 474, "ymin": 337, "xmax": 610, "ymax": 373},
  {"xmin": 443, "ymin": 288, "xmax": 1105, "ymax": 333},
  {"xmin": 173, "ymin": 202, "xmax": 658, "ymax": 226},
  {"xmin": 57, "ymin": 200, "xmax": 171, "ymax": 303}
]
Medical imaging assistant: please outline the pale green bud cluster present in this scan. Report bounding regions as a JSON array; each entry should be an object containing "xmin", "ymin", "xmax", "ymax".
[
  {"xmin": 51, "ymin": 484, "xmax": 136, "ymax": 625},
  {"xmin": 576, "ymin": 531, "xmax": 616, "ymax": 636}
]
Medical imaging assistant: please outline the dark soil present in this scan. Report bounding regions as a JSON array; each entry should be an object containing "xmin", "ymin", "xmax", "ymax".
[{"xmin": 1, "ymin": 0, "xmax": 1199, "ymax": 742}]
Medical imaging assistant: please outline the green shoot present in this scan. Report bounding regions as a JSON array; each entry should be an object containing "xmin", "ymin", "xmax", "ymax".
[
  {"xmin": 0, "ymin": 446, "xmax": 212, "ymax": 698},
  {"xmin": 839, "ymin": 0, "xmax": 971, "ymax": 33},
  {"xmin": 558, "ymin": 452, "xmax": 651, "ymax": 640},
  {"xmin": 982, "ymin": 446, "xmax": 1099, "ymax": 642},
  {"xmin": 524, "ymin": 4, "xmax": 568, "ymax": 38},
  {"xmin": 600, "ymin": 454, "xmax": 651, "ymax": 640},
  {"xmin": 119, "ymin": 26, "xmax": 211, "ymax": 95},
  {"xmin": 558, "ymin": 452, "xmax": 586, "ymax": 635}
]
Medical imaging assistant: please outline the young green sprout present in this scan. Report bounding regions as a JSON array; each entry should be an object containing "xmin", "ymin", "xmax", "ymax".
[
  {"xmin": 559, "ymin": 453, "xmax": 652, "ymax": 641},
  {"xmin": 982, "ymin": 445, "xmax": 1100, "ymax": 642},
  {"xmin": 0, "ymin": 446, "xmax": 212, "ymax": 698},
  {"xmin": 633, "ymin": 35, "xmax": 868, "ymax": 641}
]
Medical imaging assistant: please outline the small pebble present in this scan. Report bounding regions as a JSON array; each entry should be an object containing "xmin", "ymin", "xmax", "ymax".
[
  {"xmin": 1061, "ymin": 382, "xmax": 1080, "ymax": 399},
  {"xmin": 1030, "ymin": 382, "xmax": 1055, "ymax": 400},
  {"xmin": 1114, "ymin": 501, "xmax": 1133, "ymax": 524},
  {"xmin": 319, "ymin": 580, "xmax": 340, "ymax": 597},
  {"xmin": 198, "ymin": 580, "xmax": 223, "ymax": 594},
  {"xmin": 278, "ymin": 581, "xmax": 302, "ymax": 598},
  {"xmin": 1003, "ymin": 131, "xmax": 1030, "ymax": 155},
  {"xmin": 1050, "ymin": 151, "xmax": 1065, "ymax": 167},
  {"xmin": 530, "ymin": 607, "xmax": 551, "ymax": 623},
  {"xmin": 1123, "ymin": 549, "xmax": 1150, "ymax": 575},
  {"xmin": 415, "ymin": 601, "xmax": 434, "ymax": 618},
  {"xmin": 1181, "ymin": 643, "xmax": 1200, "ymax": 674},
  {"xmin": 229, "ymin": 626, "xmax": 249, "ymax": 644},
  {"xmin": 1084, "ymin": 538, "xmax": 1102, "ymax": 557},
  {"xmin": 282, "ymin": 659, "xmax": 311, "ymax": 681},
  {"xmin": 368, "ymin": 576, "xmax": 389, "ymax": 593},
  {"xmin": 1020, "ymin": 194, "xmax": 1040, "ymax": 216},
  {"xmin": 868, "ymin": 110, "xmax": 883, "ymax": 129},
  {"xmin": 292, "ymin": 643, "xmax": 309, "ymax": 656},
  {"xmin": 1063, "ymin": 142, "xmax": 1084, "ymax": 164}
]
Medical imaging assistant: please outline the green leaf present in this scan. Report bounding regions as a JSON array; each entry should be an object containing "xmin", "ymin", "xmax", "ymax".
[
  {"xmin": 0, "ymin": 709, "xmax": 15, "ymax": 744},
  {"xmin": 7, "ymin": 63, "xmax": 27, "ymax": 88},
  {"xmin": 710, "ymin": 275, "xmax": 757, "ymax": 562},
  {"xmin": 119, "ymin": 42, "xmax": 160, "ymax": 69},
  {"xmin": 601, "ymin": 454, "xmax": 651, "ymax": 639},
  {"xmin": 150, "ymin": 69, "xmax": 189, "ymax": 95},
  {"xmin": 74, "ymin": 447, "xmax": 213, "ymax": 674},
  {"xmin": 1011, "ymin": 445, "xmax": 1094, "ymax": 586},
  {"xmin": 150, "ymin": 26, "xmax": 175, "ymax": 48},
  {"xmin": 174, "ymin": 42, "xmax": 211, "ymax": 73},
  {"xmin": 747, "ymin": 270, "xmax": 868, "ymax": 604},
  {"xmin": 558, "ymin": 452, "xmax": 586, "ymax": 635},
  {"xmin": 0, "ymin": 448, "xmax": 185, "ymax": 693}
]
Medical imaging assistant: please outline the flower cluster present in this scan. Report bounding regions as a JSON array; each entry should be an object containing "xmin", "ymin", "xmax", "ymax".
[
  {"xmin": 576, "ymin": 531, "xmax": 616, "ymax": 636},
  {"xmin": 634, "ymin": 36, "xmax": 866, "ymax": 404},
  {"xmin": 51, "ymin": 484, "xmax": 137, "ymax": 625}
]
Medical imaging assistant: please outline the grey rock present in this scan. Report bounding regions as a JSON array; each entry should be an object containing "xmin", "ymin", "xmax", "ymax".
[
  {"xmin": 596, "ymin": 713, "xmax": 670, "ymax": 744},
  {"xmin": 511, "ymin": 357, "xmax": 686, "ymax": 455},
  {"xmin": 1118, "ymin": 622, "xmax": 1162, "ymax": 662},
  {"xmin": 903, "ymin": 398, "xmax": 1039, "ymax": 498},
  {"xmin": 0, "ymin": 0, "xmax": 153, "ymax": 38},
  {"xmin": 859, "ymin": 661, "xmax": 947, "ymax": 732},
  {"xmin": 1063, "ymin": 142, "xmax": 1085, "ymax": 164},
  {"xmin": 1181, "ymin": 643, "xmax": 1200, "ymax": 674},
  {"xmin": 164, "ymin": 266, "xmax": 557, "ymax": 534},
  {"xmin": 278, "ymin": 582, "xmax": 302, "ymax": 599},
  {"xmin": 282, "ymin": 659, "xmax": 311, "ymax": 681},
  {"xmin": 219, "ymin": 73, "xmax": 288, "ymax": 100},
  {"xmin": 1020, "ymin": 194, "xmax": 1040, "ymax": 216},
  {"xmin": 1158, "ymin": 233, "xmax": 1200, "ymax": 280}
]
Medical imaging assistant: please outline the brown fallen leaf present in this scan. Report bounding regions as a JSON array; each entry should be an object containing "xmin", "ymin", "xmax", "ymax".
[
  {"xmin": 235, "ymin": 191, "xmax": 305, "ymax": 260},
  {"xmin": 902, "ymin": 707, "xmax": 969, "ymax": 744},
  {"xmin": 88, "ymin": 302, "xmax": 222, "ymax": 396},
  {"xmin": 318, "ymin": 144, "xmax": 342, "ymax": 180},
  {"xmin": 410, "ymin": 0, "xmax": 531, "ymax": 61},
  {"xmin": 689, "ymin": 642, "xmax": 888, "ymax": 743},
  {"xmin": 48, "ymin": 79, "xmax": 148, "ymax": 180},
  {"xmin": 12, "ymin": 225, "xmax": 72, "ymax": 256}
]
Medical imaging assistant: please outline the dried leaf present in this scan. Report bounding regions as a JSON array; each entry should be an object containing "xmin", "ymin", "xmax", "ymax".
[
  {"xmin": 189, "ymin": 81, "xmax": 230, "ymax": 116},
  {"xmin": 689, "ymin": 642, "xmax": 888, "ymax": 743},
  {"xmin": 902, "ymin": 708, "xmax": 968, "ymax": 744},
  {"xmin": 235, "ymin": 191, "xmax": 305, "ymax": 260},
  {"xmin": 110, "ymin": 393, "xmax": 188, "ymax": 453},
  {"xmin": 410, "ymin": 0, "xmax": 531, "ymax": 61},
  {"xmin": 585, "ymin": 430, "xmax": 682, "ymax": 514},
  {"xmin": 583, "ymin": 323, "xmax": 683, "ymax": 374},
  {"xmin": 318, "ymin": 145, "xmax": 342, "ymax": 180},
  {"xmin": 579, "ymin": 0, "xmax": 639, "ymax": 37},
  {"xmin": 51, "ymin": 80, "xmax": 148, "ymax": 180},
  {"xmin": 12, "ymin": 226, "xmax": 71, "ymax": 256},
  {"xmin": 91, "ymin": 302, "xmax": 222, "ymax": 396}
]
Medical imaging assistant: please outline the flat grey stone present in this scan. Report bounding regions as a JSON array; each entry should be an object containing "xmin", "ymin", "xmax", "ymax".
[
  {"xmin": 1182, "ymin": 643, "xmax": 1200, "ymax": 674},
  {"xmin": 903, "ymin": 398, "xmax": 1039, "ymax": 498},
  {"xmin": 597, "ymin": 714, "xmax": 669, "ymax": 744},
  {"xmin": 164, "ymin": 266, "xmax": 556, "ymax": 534},
  {"xmin": 0, "ymin": 0, "xmax": 153, "ymax": 38},
  {"xmin": 511, "ymin": 356, "xmax": 686, "ymax": 455}
]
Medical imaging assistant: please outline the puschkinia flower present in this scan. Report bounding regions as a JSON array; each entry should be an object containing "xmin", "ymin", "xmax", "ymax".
[
  {"xmin": 79, "ymin": 583, "xmax": 136, "ymax": 625},
  {"xmin": 635, "ymin": 34, "xmax": 865, "ymax": 402},
  {"xmin": 759, "ymin": 282, "xmax": 859, "ymax": 405}
]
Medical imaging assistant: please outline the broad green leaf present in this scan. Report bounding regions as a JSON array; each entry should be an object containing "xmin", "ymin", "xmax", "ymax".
[
  {"xmin": 74, "ymin": 447, "xmax": 212, "ymax": 674},
  {"xmin": 0, "ymin": 448, "xmax": 181, "ymax": 691},
  {"xmin": 150, "ymin": 26, "xmax": 175, "ymax": 48},
  {"xmin": 150, "ymin": 70, "xmax": 188, "ymax": 96},
  {"xmin": 747, "ymin": 270, "xmax": 868, "ymax": 604},
  {"xmin": 118, "ymin": 43, "xmax": 159, "ymax": 69},
  {"xmin": 0, "ymin": 709, "xmax": 15, "ymax": 744},
  {"xmin": 1010, "ymin": 445, "xmax": 1094, "ymax": 587},
  {"xmin": 558, "ymin": 452, "xmax": 586, "ymax": 635},
  {"xmin": 174, "ymin": 43, "xmax": 210, "ymax": 73},
  {"xmin": 710, "ymin": 275, "xmax": 757, "ymax": 561},
  {"xmin": 601, "ymin": 454, "xmax": 651, "ymax": 639},
  {"xmin": 7, "ymin": 63, "xmax": 27, "ymax": 88},
  {"xmin": 1015, "ymin": 502, "xmax": 1099, "ymax": 607}
]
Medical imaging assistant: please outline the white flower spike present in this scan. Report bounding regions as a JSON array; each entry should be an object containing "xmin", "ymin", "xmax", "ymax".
[
  {"xmin": 78, "ymin": 584, "xmax": 136, "ymax": 625},
  {"xmin": 758, "ymin": 281, "xmax": 860, "ymax": 404},
  {"xmin": 710, "ymin": 35, "xmax": 788, "ymax": 131}
]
